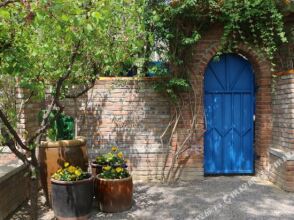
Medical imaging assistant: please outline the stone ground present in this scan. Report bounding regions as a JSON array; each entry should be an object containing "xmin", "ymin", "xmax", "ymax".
[
  {"xmin": 10, "ymin": 176, "xmax": 294, "ymax": 220},
  {"xmin": 0, "ymin": 151, "xmax": 22, "ymax": 181}
]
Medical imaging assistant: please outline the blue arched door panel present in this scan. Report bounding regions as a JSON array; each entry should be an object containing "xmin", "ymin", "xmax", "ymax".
[{"xmin": 204, "ymin": 54, "xmax": 255, "ymax": 174}]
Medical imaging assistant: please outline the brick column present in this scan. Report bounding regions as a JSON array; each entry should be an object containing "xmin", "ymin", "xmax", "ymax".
[{"xmin": 269, "ymin": 70, "xmax": 294, "ymax": 191}]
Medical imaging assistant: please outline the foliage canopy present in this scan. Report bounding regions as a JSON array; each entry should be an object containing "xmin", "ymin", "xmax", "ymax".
[{"xmin": 0, "ymin": 0, "xmax": 146, "ymax": 99}]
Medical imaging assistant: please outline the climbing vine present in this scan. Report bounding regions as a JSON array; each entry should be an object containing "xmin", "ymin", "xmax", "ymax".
[
  {"xmin": 143, "ymin": 0, "xmax": 290, "ymax": 182},
  {"xmin": 147, "ymin": 0, "xmax": 287, "ymax": 76}
]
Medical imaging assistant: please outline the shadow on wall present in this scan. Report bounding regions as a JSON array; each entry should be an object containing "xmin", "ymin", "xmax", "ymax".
[{"xmin": 64, "ymin": 79, "xmax": 197, "ymax": 182}]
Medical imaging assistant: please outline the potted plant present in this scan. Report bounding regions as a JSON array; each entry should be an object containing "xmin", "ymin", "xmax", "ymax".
[
  {"xmin": 91, "ymin": 154, "xmax": 107, "ymax": 176},
  {"xmin": 39, "ymin": 111, "xmax": 89, "ymax": 204},
  {"xmin": 51, "ymin": 162, "xmax": 94, "ymax": 220},
  {"xmin": 95, "ymin": 147, "xmax": 133, "ymax": 213},
  {"xmin": 91, "ymin": 146, "xmax": 127, "ymax": 176}
]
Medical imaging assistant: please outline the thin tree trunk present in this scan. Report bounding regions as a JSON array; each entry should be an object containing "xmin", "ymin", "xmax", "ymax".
[{"xmin": 29, "ymin": 173, "xmax": 39, "ymax": 220}]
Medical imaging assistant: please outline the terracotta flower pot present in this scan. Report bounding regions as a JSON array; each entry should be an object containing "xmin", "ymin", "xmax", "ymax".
[
  {"xmin": 90, "ymin": 162, "xmax": 123, "ymax": 176},
  {"xmin": 39, "ymin": 137, "xmax": 89, "ymax": 204},
  {"xmin": 51, "ymin": 175, "xmax": 94, "ymax": 220},
  {"xmin": 91, "ymin": 162, "xmax": 104, "ymax": 196},
  {"xmin": 90, "ymin": 161, "xmax": 104, "ymax": 176},
  {"xmin": 96, "ymin": 176, "xmax": 133, "ymax": 213}
]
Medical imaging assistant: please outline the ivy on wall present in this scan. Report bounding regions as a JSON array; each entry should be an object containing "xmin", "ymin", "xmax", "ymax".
[{"xmin": 145, "ymin": 0, "xmax": 289, "ymax": 100}]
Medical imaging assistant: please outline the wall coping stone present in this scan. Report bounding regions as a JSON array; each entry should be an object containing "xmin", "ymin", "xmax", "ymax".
[
  {"xmin": 0, "ymin": 163, "xmax": 27, "ymax": 184},
  {"xmin": 269, "ymin": 147, "xmax": 294, "ymax": 161},
  {"xmin": 273, "ymin": 69, "xmax": 294, "ymax": 76},
  {"xmin": 98, "ymin": 77, "xmax": 162, "ymax": 81}
]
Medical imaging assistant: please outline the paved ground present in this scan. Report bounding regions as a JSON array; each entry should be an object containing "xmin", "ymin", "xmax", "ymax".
[
  {"xmin": 0, "ymin": 151, "xmax": 17, "ymax": 166},
  {"xmin": 12, "ymin": 176, "xmax": 294, "ymax": 220},
  {"xmin": 0, "ymin": 152, "xmax": 22, "ymax": 179}
]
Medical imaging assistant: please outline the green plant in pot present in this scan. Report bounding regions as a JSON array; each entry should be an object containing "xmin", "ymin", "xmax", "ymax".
[
  {"xmin": 95, "ymin": 147, "xmax": 133, "ymax": 213},
  {"xmin": 91, "ymin": 146, "xmax": 127, "ymax": 176},
  {"xmin": 51, "ymin": 162, "xmax": 93, "ymax": 220}
]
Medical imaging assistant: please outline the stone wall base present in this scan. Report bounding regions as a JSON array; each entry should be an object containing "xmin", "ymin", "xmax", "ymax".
[{"xmin": 269, "ymin": 148, "xmax": 294, "ymax": 192}]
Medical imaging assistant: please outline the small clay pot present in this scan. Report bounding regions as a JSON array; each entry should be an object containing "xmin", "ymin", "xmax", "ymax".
[
  {"xmin": 96, "ymin": 176, "xmax": 133, "ymax": 213},
  {"xmin": 90, "ymin": 162, "xmax": 104, "ymax": 176},
  {"xmin": 51, "ymin": 175, "xmax": 94, "ymax": 220}
]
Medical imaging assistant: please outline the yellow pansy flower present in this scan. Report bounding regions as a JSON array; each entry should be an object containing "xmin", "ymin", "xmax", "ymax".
[
  {"xmin": 67, "ymin": 166, "xmax": 76, "ymax": 173},
  {"xmin": 117, "ymin": 152, "xmax": 123, "ymax": 158},
  {"xmin": 116, "ymin": 167, "xmax": 123, "ymax": 173},
  {"xmin": 52, "ymin": 173, "xmax": 61, "ymax": 180},
  {"xmin": 111, "ymin": 146, "xmax": 118, "ymax": 152},
  {"xmin": 75, "ymin": 170, "xmax": 81, "ymax": 176},
  {"xmin": 64, "ymin": 162, "xmax": 69, "ymax": 168},
  {"xmin": 103, "ymin": 165, "xmax": 111, "ymax": 171}
]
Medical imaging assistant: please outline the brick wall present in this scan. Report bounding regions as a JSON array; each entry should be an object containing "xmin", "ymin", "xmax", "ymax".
[
  {"xmin": 270, "ymin": 71, "xmax": 294, "ymax": 191},
  {"xmin": 269, "ymin": 150, "xmax": 294, "ymax": 192},
  {"xmin": 16, "ymin": 87, "xmax": 42, "ymax": 141},
  {"xmin": 272, "ymin": 73, "xmax": 294, "ymax": 151},
  {"xmin": 60, "ymin": 78, "xmax": 203, "ymax": 181},
  {"xmin": 268, "ymin": 13, "xmax": 294, "ymax": 191}
]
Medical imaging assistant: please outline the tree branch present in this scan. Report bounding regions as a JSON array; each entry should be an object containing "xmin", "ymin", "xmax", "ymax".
[
  {"xmin": 65, "ymin": 61, "xmax": 99, "ymax": 99},
  {"xmin": 17, "ymin": 90, "xmax": 34, "ymax": 119},
  {"xmin": 27, "ymin": 41, "xmax": 81, "ymax": 144},
  {"xmin": 0, "ymin": 108, "xmax": 29, "ymax": 151},
  {"xmin": 1, "ymin": 139, "xmax": 29, "ymax": 164}
]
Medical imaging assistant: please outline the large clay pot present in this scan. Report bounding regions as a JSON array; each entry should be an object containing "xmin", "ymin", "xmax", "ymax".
[
  {"xmin": 51, "ymin": 175, "xmax": 94, "ymax": 220},
  {"xmin": 39, "ymin": 137, "xmax": 89, "ymax": 204},
  {"xmin": 96, "ymin": 176, "xmax": 133, "ymax": 213}
]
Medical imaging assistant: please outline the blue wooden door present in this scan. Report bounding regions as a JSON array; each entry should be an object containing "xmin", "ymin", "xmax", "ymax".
[{"xmin": 204, "ymin": 54, "xmax": 255, "ymax": 174}]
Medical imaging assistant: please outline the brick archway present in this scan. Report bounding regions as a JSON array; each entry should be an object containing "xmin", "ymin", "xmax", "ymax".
[{"xmin": 187, "ymin": 37, "xmax": 272, "ymax": 175}]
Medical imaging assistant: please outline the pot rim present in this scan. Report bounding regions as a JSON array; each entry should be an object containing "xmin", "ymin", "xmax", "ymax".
[
  {"xmin": 40, "ymin": 137, "xmax": 86, "ymax": 148},
  {"xmin": 91, "ymin": 161, "xmax": 123, "ymax": 167},
  {"xmin": 51, "ymin": 174, "xmax": 94, "ymax": 185},
  {"xmin": 96, "ymin": 175, "xmax": 132, "ymax": 182},
  {"xmin": 91, "ymin": 161, "xmax": 105, "ymax": 166}
]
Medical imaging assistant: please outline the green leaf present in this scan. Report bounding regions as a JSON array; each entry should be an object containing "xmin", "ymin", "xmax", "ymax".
[
  {"xmin": 0, "ymin": 9, "xmax": 10, "ymax": 19},
  {"xmin": 91, "ymin": 12, "xmax": 102, "ymax": 20}
]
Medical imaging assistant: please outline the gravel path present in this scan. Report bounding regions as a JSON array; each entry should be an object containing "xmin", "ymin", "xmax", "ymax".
[{"xmin": 11, "ymin": 176, "xmax": 294, "ymax": 220}]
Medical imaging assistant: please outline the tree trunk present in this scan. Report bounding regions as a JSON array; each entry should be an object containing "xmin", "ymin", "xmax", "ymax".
[{"xmin": 29, "ymin": 167, "xmax": 39, "ymax": 220}]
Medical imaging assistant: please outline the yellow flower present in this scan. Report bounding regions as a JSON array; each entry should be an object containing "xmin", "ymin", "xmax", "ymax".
[
  {"xmin": 117, "ymin": 152, "xmax": 123, "ymax": 158},
  {"xmin": 103, "ymin": 165, "xmax": 111, "ymax": 171},
  {"xmin": 57, "ymin": 168, "xmax": 62, "ymax": 173},
  {"xmin": 75, "ymin": 170, "xmax": 82, "ymax": 177},
  {"xmin": 52, "ymin": 173, "xmax": 61, "ymax": 180},
  {"xmin": 116, "ymin": 167, "xmax": 123, "ymax": 173},
  {"xmin": 67, "ymin": 166, "xmax": 76, "ymax": 173},
  {"xmin": 111, "ymin": 146, "xmax": 118, "ymax": 152},
  {"xmin": 64, "ymin": 162, "xmax": 69, "ymax": 168}
]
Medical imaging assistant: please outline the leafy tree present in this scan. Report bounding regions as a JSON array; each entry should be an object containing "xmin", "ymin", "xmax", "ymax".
[
  {"xmin": 0, "ymin": 75, "xmax": 16, "ymax": 149},
  {"xmin": 0, "ymin": 0, "xmax": 146, "ymax": 219}
]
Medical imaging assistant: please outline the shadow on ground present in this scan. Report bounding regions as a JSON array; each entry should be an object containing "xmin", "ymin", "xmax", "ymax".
[{"xmin": 11, "ymin": 176, "xmax": 294, "ymax": 220}]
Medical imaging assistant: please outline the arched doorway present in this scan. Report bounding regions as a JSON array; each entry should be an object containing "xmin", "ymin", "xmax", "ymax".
[{"xmin": 204, "ymin": 54, "xmax": 255, "ymax": 174}]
